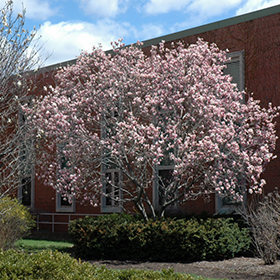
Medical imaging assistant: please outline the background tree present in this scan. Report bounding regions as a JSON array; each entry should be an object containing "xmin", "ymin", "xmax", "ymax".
[
  {"xmin": 28, "ymin": 39, "xmax": 278, "ymax": 221},
  {"xmin": 0, "ymin": 0, "xmax": 41, "ymax": 200}
]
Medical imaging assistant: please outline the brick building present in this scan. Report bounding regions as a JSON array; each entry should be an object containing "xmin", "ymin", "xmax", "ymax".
[{"xmin": 23, "ymin": 5, "xmax": 280, "ymax": 231}]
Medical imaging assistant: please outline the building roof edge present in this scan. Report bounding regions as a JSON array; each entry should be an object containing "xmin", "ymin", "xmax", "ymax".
[
  {"xmin": 141, "ymin": 4, "xmax": 280, "ymax": 47},
  {"xmin": 39, "ymin": 4, "xmax": 280, "ymax": 72}
]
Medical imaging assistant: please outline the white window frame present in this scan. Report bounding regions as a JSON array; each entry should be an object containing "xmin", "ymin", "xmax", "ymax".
[
  {"xmin": 153, "ymin": 165, "xmax": 178, "ymax": 211},
  {"xmin": 225, "ymin": 50, "xmax": 245, "ymax": 101},
  {"xmin": 216, "ymin": 50, "xmax": 245, "ymax": 214},
  {"xmin": 101, "ymin": 168, "xmax": 122, "ymax": 213},
  {"xmin": 100, "ymin": 104, "xmax": 123, "ymax": 213},
  {"xmin": 56, "ymin": 192, "xmax": 75, "ymax": 213},
  {"xmin": 215, "ymin": 192, "xmax": 247, "ymax": 214},
  {"xmin": 55, "ymin": 143, "xmax": 75, "ymax": 213},
  {"xmin": 152, "ymin": 106, "xmax": 179, "ymax": 211},
  {"xmin": 18, "ymin": 172, "xmax": 35, "ymax": 211},
  {"xmin": 18, "ymin": 99, "xmax": 35, "ymax": 211}
]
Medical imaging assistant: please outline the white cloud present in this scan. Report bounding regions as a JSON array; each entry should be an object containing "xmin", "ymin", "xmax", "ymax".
[
  {"xmin": 161, "ymin": 0, "xmax": 242, "ymax": 32},
  {"xmin": 37, "ymin": 20, "xmax": 136, "ymax": 66},
  {"xmin": 144, "ymin": 0, "xmax": 190, "ymax": 14},
  {"xmin": 236, "ymin": 0, "xmax": 280, "ymax": 15},
  {"xmin": 0, "ymin": 0, "xmax": 56, "ymax": 20},
  {"xmin": 77, "ymin": 0, "xmax": 128, "ymax": 18},
  {"xmin": 168, "ymin": 0, "xmax": 280, "ymax": 33},
  {"xmin": 187, "ymin": 0, "xmax": 242, "ymax": 18},
  {"xmin": 143, "ymin": 0, "xmax": 244, "ymax": 18},
  {"xmin": 137, "ymin": 23, "xmax": 165, "ymax": 40}
]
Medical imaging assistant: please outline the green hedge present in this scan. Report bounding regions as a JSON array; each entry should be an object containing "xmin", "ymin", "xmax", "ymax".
[
  {"xmin": 0, "ymin": 249, "xmax": 190, "ymax": 279},
  {"xmin": 69, "ymin": 214, "xmax": 250, "ymax": 261}
]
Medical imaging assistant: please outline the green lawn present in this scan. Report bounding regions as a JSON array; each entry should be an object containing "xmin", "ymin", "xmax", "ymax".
[{"xmin": 15, "ymin": 237, "xmax": 74, "ymax": 253}]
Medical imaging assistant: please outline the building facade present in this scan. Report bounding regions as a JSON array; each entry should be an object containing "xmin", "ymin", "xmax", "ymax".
[{"xmin": 22, "ymin": 5, "xmax": 280, "ymax": 232}]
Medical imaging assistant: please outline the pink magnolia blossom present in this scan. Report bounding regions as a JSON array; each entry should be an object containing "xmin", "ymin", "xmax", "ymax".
[{"xmin": 26, "ymin": 38, "xmax": 279, "ymax": 221}]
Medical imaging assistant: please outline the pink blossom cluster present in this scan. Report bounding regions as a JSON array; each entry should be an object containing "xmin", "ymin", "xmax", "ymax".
[{"xmin": 26, "ymin": 38, "xmax": 279, "ymax": 215}]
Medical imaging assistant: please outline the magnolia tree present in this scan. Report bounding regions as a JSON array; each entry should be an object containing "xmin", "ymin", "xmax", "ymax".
[
  {"xmin": 0, "ymin": 0, "xmax": 42, "ymax": 199},
  {"xmin": 27, "ymin": 39, "xmax": 278, "ymax": 221}
]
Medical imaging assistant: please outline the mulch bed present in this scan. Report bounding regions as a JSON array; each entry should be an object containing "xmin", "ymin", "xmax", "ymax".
[{"xmin": 90, "ymin": 257, "xmax": 280, "ymax": 280}]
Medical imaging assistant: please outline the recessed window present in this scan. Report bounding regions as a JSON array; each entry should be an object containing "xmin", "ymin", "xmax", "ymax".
[
  {"xmin": 154, "ymin": 165, "xmax": 178, "ymax": 211},
  {"xmin": 21, "ymin": 177, "xmax": 31, "ymax": 206},
  {"xmin": 56, "ymin": 144, "xmax": 75, "ymax": 212},
  {"xmin": 18, "ymin": 101, "xmax": 34, "ymax": 210},
  {"xmin": 101, "ymin": 169, "xmax": 122, "ymax": 213},
  {"xmin": 56, "ymin": 192, "xmax": 75, "ymax": 212},
  {"xmin": 216, "ymin": 50, "xmax": 245, "ymax": 214}
]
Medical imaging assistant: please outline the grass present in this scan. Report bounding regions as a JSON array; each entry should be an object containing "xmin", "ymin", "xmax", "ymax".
[
  {"xmin": 15, "ymin": 238, "xmax": 74, "ymax": 253},
  {"xmin": 13, "ymin": 235, "xmax": 226, "ymax": 280}
]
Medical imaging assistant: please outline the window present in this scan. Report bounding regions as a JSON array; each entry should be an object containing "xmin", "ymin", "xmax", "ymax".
[
  {"xmin": 224, "ymin": 51, "xmax": 245, "ymax": 101},
  {"xmin": 216, "ymin": 50, "xmax": 245, "ymax": 214},
  {"xmin": 56, "ymin": 192, "xmax": 75, "ymax": 212},
  {"xmin": 153, "ymin": 162, "xmax": 179, "ymax": 212},
  {"xmin": 18, "ymin": 102, "xmax": 34, "ymax": 210},
  {"xmin": 56, "ymin": 144, "xmax": 75, "ymax": 212},
  {"xmin": 152, "ymin": 107, "xmax": 179, "ymax": 210},
  {"xmin": 21, "ymin": 177, "xmax": 31, "ymax": 205},
  {"xmin": 101, "ymin": 168, "xmax": 122, "ymax": 213},
  {"xmin": 100, "ymin": 103, "xmax": 123, "ymax": 213},
  {"xmin": 154, "ymin": 166, "xmax": 174, "ymax": 207},
  {"xmin": 215, "ymin": 191, "xmax": 246, "ymax": 214},
  {"xmin": 19, "ymin": 176, "xmax": 34, "ymax": 208}
]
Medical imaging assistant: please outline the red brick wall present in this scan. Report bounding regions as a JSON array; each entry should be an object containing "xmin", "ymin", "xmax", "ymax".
[
  {"xmin": 32, "ymin": 11, "xmax": 280, "ymax": 228},
  {"xmin": 152, "ymin": 11, "xmax": 280, "ymax": 206}
]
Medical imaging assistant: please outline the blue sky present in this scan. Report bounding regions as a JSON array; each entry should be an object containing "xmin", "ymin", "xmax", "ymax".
[{"xmin": 2, "ymin": 0, "xmax": 280, "ymax": 66}]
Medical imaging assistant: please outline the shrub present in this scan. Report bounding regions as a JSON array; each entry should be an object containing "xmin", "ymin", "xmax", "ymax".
[
  {"xmin": 0, "ymin": 197, "xmax": 35, "ymax": 250},
  {"xmin": 69, "ymin": 214, "xmax": 250, "ymax": 261},
  {"xmin": 69, "ymin": 213, "xmax": 142, "ymax": 259},
  {"xmin": 0, "ymin": 249, "xmax": 189, "ymax": 279},
  {"xmin": 239, "ymin": 191, "xmax": 280, "ymax": 265}
]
